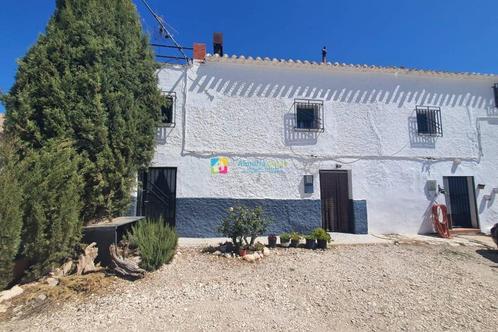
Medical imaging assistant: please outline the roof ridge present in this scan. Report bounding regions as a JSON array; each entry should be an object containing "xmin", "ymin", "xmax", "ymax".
[{"xmin": 205, "ymin": 53, "xmax": 497, "ymax": 79}]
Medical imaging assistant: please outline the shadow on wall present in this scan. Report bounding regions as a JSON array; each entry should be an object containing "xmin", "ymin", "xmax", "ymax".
[
  {"xmin": 156, "ymin": 127, "xmax": 174, "ymax": 144},
  {"xmin": 188, "ymin": 64, "xmax": 495, "ymax": 111},
  {"xmin": 283, "ymin": 113, "xmax": 318, "ymax": 146},
  {"xmin": 418, "ymin": 202, "xmax": 436, "ymax": 234},
  {"xmin": 408, "ymin": 116, "xmax": 437, "ymax": 148}
]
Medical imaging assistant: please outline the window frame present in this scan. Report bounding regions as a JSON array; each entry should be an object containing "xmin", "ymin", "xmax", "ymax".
[
  {"xmin": 159, "ymin": 91, "xmax": 176, "ymax": 128},
  {"xmin": 294, "ymin": 99, "xmax": 324, "ymax": 132},
  {"xmin": 493, "ymin": 83, "xmax": 498, "ymax": 109},
  {"xmin": 415, "ymin": 106, "xmax": 443, "ymax": 137}
]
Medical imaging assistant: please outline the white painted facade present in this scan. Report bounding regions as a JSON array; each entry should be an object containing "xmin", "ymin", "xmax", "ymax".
[{"xmin": 152, "ymin": 55, "xmax": 498, "ymax": 234}]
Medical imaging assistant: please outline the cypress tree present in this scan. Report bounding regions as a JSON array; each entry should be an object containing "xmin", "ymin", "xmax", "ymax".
[
  {"xmin": 20, "ymin": 140, "xmax": 82, "ymax": 280},
  {"xmin": 0, "ymin": 140, "xmax": 23, "ymax": 289},
  {"xmin": 3, "ymin": 0, "xmax": 161, "ymax": 222}
]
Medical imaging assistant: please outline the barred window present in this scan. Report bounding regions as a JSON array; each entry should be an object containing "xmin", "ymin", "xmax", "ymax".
[
  {"xmin": 493, "ymin": 83, "xmax": 498, "ymax": 108},
  {"xmin": 294, "ymin": 99, "xmax": 324, "ymax": 131},
  {"xmin": 159, "ymin": 92, "xmax": 176, "ymax": 127},
  {"xmin": 416, "ymin": 106, "xmax": 442, "ymax": 137}
]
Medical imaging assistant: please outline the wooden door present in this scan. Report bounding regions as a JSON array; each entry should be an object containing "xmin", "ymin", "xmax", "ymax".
[{"xmin": 319, "ymin": 170, "xmax": 351, "ymax": 232}]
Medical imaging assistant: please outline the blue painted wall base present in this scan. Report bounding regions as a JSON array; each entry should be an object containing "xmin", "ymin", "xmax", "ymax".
[
  {"xmin": 176, "ymin": 198, "xmax": 321, "ymax": 237},
  {"xmin": 351, "ymin": 200, "xmax": 368, "ymax": 234}
]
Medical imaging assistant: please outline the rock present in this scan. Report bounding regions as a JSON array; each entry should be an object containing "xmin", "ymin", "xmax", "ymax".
[
  {"xmin": 0, "ymin": 303, "xmax": 9, "ymax": 313},
  {"xmin": 46, "ymin": 277, "xmax": 59, "ymax": 287},
  {"xmin": 262, "ymin": 247, "xmax": 271, "ymax": 256},
  {"xmin": 223, "ymin": 253, "xmax": 232, "ymax": 258},
  {"xmin": 62, "ymin": 260, "xmax": 74, "ymax": 276},
  {"xmin": 0, "ymin": 285, "xmax": 24, "ymax": 303},
  {"xmin": 213, "ymin": 251, "xmax": 222, "ymax": 256},
  {"xmin": 243, "ymin": 254, "xmax": 256, "ymax": 263},
  {"xmin": 37, "ymin": 294, "xmax": 47, "ymax": 301}
]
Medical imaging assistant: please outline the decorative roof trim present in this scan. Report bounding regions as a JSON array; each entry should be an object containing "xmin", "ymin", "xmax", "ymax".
[{"xmin": 205, "ymin": 53, "xmax": 497, "ymax": 80}]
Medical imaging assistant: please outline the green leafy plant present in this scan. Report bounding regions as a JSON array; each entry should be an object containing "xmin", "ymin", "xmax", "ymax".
[
  {"xmin": 3, "ymin": 0, "xmax": 162, "ymax": 223},
  {"xmin": 253, "ymin": 242, "xmax": 265, "ymax": 252},
  {"xmin": 218, "ymin": 206, "xmax": 271, "ymax": 248},
  {"xmin": 290, "ymin": 232, "xmax": 301, "ymax": 241},
  {"xmin": 0, "ymin": 140, "xmax": 23, "ymax": 289},
  {"xmin": 279, "ymin": 233, "xmax": 290, "ymax": 243},
  {"xmin": 126, "ymin": 218, "xmax": 178, "ymax": 272},
  {"xmin": 304, "ymin": 234, "xmax": 316, "ymax": 241},
  {"xmin": 312, "ymin": 228, "xmax": 332, "ymax": 242}
]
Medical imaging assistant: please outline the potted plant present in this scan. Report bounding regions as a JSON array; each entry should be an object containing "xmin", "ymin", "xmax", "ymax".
[
  {"xmin": 312, "ymin": 228, "xmax": 332, "ymax": 249},
  {"xmin": 238, "ymin": 245, "xmax": 248, "ymax": 257},
  {"xmin": 268, "ymin": 234, "xmax": 277, "ymax": 248},
  {"xmin": 279, "ymin": 233, "xmax": 290, "ymax": 247},
  {"xmin": 304, "ymin": 234, "xmax": 316, "ymax": 249},
  {"xmin": 289, "ymin": 232, "xmax": 301, "ymax": 248}
]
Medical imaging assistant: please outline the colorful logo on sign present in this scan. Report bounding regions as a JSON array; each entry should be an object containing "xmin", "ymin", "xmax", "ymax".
[{"xmin": 210, "ymin": 157, "xmax": 229, "ymax": 175}]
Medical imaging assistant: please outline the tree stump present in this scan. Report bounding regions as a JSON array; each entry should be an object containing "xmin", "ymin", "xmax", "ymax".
[
  {"xmin": 109, "ymin": 244, "xmax": 145, "ymax": 280},
  {"xmin": 76, "ymin": 242, "xmax": 102, "ymax": 275}
]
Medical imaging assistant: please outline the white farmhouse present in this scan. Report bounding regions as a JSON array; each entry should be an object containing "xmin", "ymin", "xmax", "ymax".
[{"xmin": 137, "ymin": 42, "xmax": 498, "ymax": 237}]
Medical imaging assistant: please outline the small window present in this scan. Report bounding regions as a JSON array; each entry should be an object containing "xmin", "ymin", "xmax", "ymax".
[
  {"xmin": 416, "ymin": 106, "xmax": 442, "ymax": 137},
  {"xmin": 159, "ymin": 92, "xmax": 176, "ymax": 127},
  {"xmin": 294, "ymin": 99, "xmax": 324, "ymax": 131},
  {"xmin": 493, "ymin": 83, "xmax": 498, "ymax": 108}
]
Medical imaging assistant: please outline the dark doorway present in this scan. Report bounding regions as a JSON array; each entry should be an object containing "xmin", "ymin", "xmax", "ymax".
[
  {"xmin": 319, "ymin": 170, "xmax": 351, "ymax": 232},
  {"xmin": 137, "ymin": 167, "xmax": 177, "ymax": 226},
  {"xmin": 443, "ymin": 176, "xmax": 478, "ymax": 229}
]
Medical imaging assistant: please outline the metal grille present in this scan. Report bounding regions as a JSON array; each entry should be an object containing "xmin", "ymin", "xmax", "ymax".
[
  {"xmin": 159, "ymin": 92, "xmax": 176, "ymax": 127},
  {"xmin": 494, "ymin": 83, "xmax": 498, "ymax": 108},
  {"xmin": 415, "ymin": 106, "xmax": 443, "ymax": 137},
  {"xmin": 294, "ymin": 99, "xmax": 324, "ymax": 131}
]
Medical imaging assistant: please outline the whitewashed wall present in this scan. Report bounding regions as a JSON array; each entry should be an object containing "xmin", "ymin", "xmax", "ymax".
[{"xmin": 153, "ymin": 59, "xmax": 498, "ymax": 234}]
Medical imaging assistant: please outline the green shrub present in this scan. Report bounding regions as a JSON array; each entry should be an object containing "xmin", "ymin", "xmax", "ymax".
[
  {"xmin": 218, "ymin": 206, "xmax": 271, "ymax": 247},
  {"xmin": 312, "ymin": 228, "xmax": 332, "ymax": 242},
  {"xmin": 279, "ymin": 233, "xmax": 290, "ymax": 243},
  {"xmin": 127, "ymin": 218, "xmax": 178, "ymax": 272},
  {"xmin": 290, "ymin": 232, "xmax": 301, "ymax": 241},
  {"xmin": 0, "ymin": 140, "xmax": 23, "ymax": 289},
  {"xmin": 19, "ymin": 140, "xmax": 83, "ymax": 281},
  {"xmin": 304, "ymin": 234, "xmax": 316, "ymax": 241}
]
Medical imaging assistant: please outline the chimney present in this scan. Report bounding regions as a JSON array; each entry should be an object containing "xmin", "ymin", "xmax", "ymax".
[
  {"xmin": 193, "ymin": 43, "xmax": 206, "ymax": 62},
  {"xmin": 213, "ymin": 32, "xmax": 223, "ymax": 56},
  {"xmin": 322, "ymin": 46, "xmax": 327, "ymax": 63}
]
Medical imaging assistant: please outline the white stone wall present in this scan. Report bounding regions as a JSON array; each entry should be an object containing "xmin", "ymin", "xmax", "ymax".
[{"xmin": 153, "ymin": 60, "xmax": 498, "ymax": 234}]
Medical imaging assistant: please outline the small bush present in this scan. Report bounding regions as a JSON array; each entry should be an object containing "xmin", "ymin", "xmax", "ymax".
[
  {"xmin": 127, "ymin": 219, "xmax": 178, "ymax": 272},
  {"xmin": 304, "ymin": 234, "xmax": 316, "ymax": 241},
  {"xmin": 218, "ymin": 206, "xmax": 271, "ymax": 247},
  {"xmin": 279, "ymin": 233, "xmax": 290, "ymax": 243},
  {"xmin": 0, "ymin": 140, "xmax": 23, "ymax": 289},
  {"xmin": 290, "ymin": 232, "xmax": 301, "ymax": 241},
  {"xmin": 312, "ymin": 228, "xmax": 332, "ymax": 242}
]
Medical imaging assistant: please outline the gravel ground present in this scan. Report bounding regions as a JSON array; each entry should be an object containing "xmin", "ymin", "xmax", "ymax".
[{"xmin": 2, "ymin": 243, "xmax": 498, "ymax": 332}]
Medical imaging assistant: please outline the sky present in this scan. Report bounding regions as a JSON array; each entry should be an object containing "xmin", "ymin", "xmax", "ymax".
[{"xmin": 1, "ymin": 0, "xmax": 498, "ymax": 113}]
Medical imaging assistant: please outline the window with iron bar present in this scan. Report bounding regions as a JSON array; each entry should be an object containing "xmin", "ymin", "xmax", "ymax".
[
  {"xmin": 294, "ymin": 99, "xmax": 324, "ymax": 131},
  {"xmin": 159, "ymin": 92, "xmax": 176, "ymax": 127},
  {"xmin": 493, "ymin": 83, "xmax": 498, "ymax": 108},
  {"xmin": 416, "ymin": 106, "xmax": 442, "ymax": 137}
]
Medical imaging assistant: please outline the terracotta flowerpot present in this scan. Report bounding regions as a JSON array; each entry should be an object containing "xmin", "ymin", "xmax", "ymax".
[{"xmin": 239, "ymin": 248, "xmax": 248, "ymax": 257}]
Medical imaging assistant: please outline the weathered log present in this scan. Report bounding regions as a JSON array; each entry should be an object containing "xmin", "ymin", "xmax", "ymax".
[
  {"xmin": 76, "ymin": 242, "xmax": 102, "ymax": 275},
  {"xmin": 109, "ymin": 244, "xmax": 145, "ymax": 280}
]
